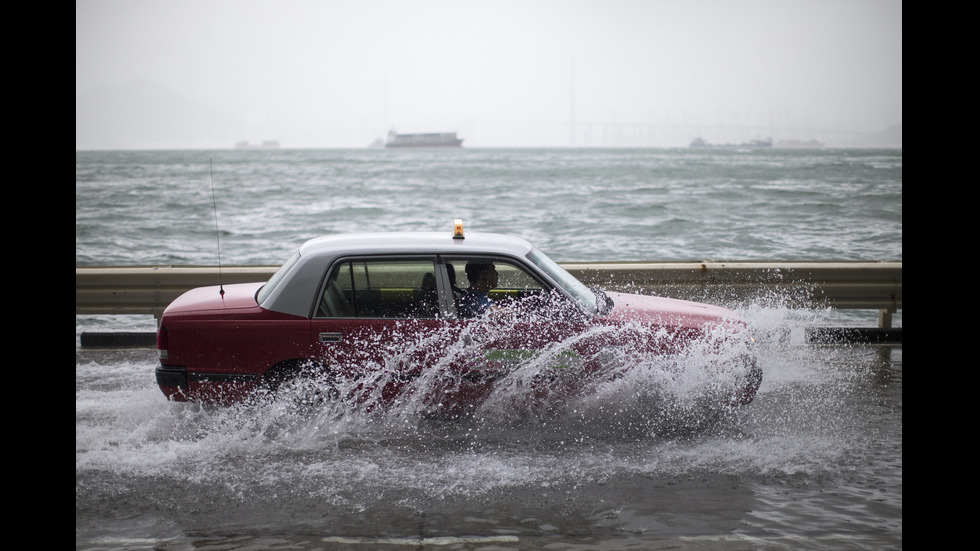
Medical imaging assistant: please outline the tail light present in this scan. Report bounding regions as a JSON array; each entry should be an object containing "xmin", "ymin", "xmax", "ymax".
[{"xmin": 156, "ymin": 325, "xmax": 169, "ymax": 359}]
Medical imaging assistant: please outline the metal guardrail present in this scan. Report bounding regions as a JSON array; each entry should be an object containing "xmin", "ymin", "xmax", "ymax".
[
  {"xmin": 75, "ymin": 261, "xmax": 901, "ymax": 327},
  {"xmin": 564, "ymin": 261, "xmax": 902, "ymax": 328}
]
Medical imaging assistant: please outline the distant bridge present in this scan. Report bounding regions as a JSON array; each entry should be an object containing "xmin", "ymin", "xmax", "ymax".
[{"xmin": 436, "ymin": 119, "xmax": 894, "ymax": 148}]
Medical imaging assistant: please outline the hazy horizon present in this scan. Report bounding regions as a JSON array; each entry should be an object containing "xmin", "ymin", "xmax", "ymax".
[{"xmin": 76, "ymin": 0, "xmax": 902, "ymax": 150}]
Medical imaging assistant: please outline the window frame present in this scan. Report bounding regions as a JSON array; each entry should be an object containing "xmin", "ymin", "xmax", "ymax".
[
  {"xmin": 313, "ymin": 254, "xmax": 445, "ymax": 320},
  {"xmin": 312, "ymin": 252, "xmax": 573, "ymax": 321},
  {"xmin": 441, "ymin": 253, "xmax": 557, "ymax": 318}
]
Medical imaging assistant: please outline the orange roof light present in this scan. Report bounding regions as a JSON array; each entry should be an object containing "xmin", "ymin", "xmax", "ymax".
[{"xmin": 452, "ymin": 218, "xmax": 465, "ymax": 239}]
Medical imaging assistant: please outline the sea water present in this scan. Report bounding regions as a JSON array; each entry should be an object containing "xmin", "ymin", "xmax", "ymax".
[
  {"xmin": 76, "ymin": 147, "xmax": 901, "ymax": 549},
  {"xmin": 75, "ymin": 147, "xmax": 902, "ymax": 265}
]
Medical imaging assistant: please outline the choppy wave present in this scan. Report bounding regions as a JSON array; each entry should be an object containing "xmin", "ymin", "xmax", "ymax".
[{"xmin": 76, "ymin": 147, "xmax": 902, "ymax": 266}]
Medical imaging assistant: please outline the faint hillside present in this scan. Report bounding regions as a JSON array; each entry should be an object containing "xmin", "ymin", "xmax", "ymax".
[{"xmin": 75, "ymin": 79, "xmax": 244, "ymax": 150}]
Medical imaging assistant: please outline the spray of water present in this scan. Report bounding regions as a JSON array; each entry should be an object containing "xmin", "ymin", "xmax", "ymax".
[
  {"xmin": 185, "ymin": 304, "xmax": 764, "ymax": 450},
  {"xmin": 76, "ymin": 292, "xmax": 894, "ymax": 515}
]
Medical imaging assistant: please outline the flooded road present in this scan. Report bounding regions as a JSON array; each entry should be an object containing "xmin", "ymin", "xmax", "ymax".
[{"xmin": 76, "ymin": 315, "xmax": 901, "ymax": 550}]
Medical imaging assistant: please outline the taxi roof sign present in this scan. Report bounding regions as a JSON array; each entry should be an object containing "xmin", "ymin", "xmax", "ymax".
[{"xmin": 452, "ymin": 219, "xmax": 465, "ymax": 239}]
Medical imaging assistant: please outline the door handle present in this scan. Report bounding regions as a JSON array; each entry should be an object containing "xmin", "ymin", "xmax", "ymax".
[{"xmin": 319, "ymin": 332, "xmax": 343, "ymax": 343}]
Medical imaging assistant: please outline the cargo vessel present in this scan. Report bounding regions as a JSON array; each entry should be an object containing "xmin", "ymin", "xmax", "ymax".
[
  {"xmin": 689, "ymin": 137, "xmax": 772, "ymax": 148},
  {"xmin": 385, "ymin": 130, "xmax": 463, "ymax": 148}
]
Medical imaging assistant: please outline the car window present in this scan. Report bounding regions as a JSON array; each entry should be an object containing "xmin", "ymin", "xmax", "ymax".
[
  {"xmin": 446, "ymin": 258, "xmax": 547, "ymax": 318},
  {"xmin": 317, "ymin": 259, "xmax": 439, "ymax": 319}
]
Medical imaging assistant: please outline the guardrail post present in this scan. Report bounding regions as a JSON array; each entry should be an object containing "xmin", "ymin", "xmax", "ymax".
[{"xmin": 879, "ymin": 309, "xmax": 893, "ymax": 329}]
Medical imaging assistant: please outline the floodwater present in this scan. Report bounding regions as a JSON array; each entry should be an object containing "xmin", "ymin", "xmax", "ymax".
[{"xmin": 76, "ymin": 309, "xmax": 901, "ymax": 550}]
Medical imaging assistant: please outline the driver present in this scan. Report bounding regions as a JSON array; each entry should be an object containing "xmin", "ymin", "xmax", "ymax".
[{"xmin": 457, "ymin": 261, "xmax": 498, "ymax": 318}]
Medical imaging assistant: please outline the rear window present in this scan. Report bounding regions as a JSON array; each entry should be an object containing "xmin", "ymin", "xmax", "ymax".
[{"xmin": 256, "ymin": 251, "xmax": 300, "ymax": 305}]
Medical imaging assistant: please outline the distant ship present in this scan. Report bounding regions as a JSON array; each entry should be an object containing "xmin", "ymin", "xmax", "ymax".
[
  {"xmin": 385, "ymin": 130, "xmax": 463, "ymax": 148},
  {"xmin": 689, "ymin": 137, "xmax": 772, "ymax": 149},
  {"xmin": 234, "ymin": 140, "xmax": 280, "ymax": 150}
]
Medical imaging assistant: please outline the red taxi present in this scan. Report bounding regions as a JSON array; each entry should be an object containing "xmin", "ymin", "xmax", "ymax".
[{"xmin": 155, "ymin": 222, "xmax": 761, "ymax": 411}]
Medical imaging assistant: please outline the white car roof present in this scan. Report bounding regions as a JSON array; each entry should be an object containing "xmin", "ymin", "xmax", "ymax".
[
  {"xmin": 298, "ymin": 231, "xmax": 535, "ymax": 259},
  {"xmin": 261, "ymin": 232, "xmax": 538, "ymax": 317}
]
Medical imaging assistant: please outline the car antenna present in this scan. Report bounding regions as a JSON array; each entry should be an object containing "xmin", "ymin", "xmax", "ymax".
[{"xmin": 209, "ymin": 158, "xmax": 225, "ymax": 299}]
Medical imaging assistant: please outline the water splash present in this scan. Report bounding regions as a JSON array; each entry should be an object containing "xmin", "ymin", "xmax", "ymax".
[
  {"xmin": 181, "ymin": 310, "xmax": 760, "ymax": 451},
  {"xmin": 76, "ymin": 300, "xmax": 900, "ymax": 551}
]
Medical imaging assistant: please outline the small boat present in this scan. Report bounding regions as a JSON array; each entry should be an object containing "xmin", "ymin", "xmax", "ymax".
[{"xmin": 385, "ymin": 130, "xmax": 463, "ymax": 148}]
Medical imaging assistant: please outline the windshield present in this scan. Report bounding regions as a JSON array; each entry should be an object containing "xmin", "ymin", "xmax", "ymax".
[{"xmin": 526, "ymin": 248, "xmax": 598, "ymax": 314}]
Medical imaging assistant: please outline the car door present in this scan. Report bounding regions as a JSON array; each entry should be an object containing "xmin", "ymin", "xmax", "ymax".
[{"xmin": 309, "ymin": 256, "xmax": 455, "ymax": 407}]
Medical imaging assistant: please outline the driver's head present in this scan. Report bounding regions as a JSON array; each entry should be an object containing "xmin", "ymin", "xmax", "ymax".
[{"xmin": 465, "ymin": 262, "xmax": 498, "ymax": 291}]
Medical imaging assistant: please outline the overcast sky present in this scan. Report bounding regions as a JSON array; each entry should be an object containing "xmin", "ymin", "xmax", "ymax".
[{"xmin": 76, "ymin": 0, "xmax": 902, "ymax": 149}]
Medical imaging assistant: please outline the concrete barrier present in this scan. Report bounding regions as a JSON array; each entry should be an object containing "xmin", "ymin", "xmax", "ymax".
[{"xmin": 76, "ymin": 261, "xmax": 902, "ymax": 326}]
